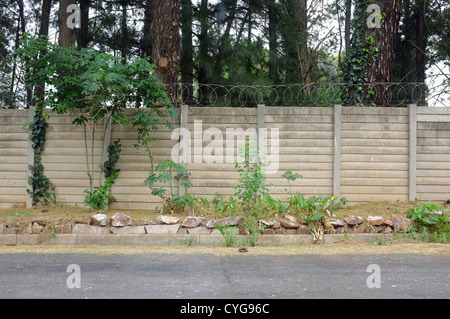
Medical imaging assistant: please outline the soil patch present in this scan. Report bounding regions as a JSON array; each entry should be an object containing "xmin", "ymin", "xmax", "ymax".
[
  {"xmin": 0, "ymin": 200, "xmax": 416, "ymax": 225},
  {"xmin": 335, "ymin": 201, "xmax": 414, "ymax": 220}
]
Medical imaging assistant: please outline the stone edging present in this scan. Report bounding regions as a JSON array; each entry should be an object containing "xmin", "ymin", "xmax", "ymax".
[
  {"xmin": 0, "ymin": 233, "xmax": 395, "ymax": 246},
  {"xmin": 0, "ymin": 212, "xmax": 418, "ymax": 246}
]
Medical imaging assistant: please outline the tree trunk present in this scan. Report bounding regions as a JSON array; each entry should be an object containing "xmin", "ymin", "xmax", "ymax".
[
  {"xmin": 296, "ymin": 0, "xmax": 311, "ymax": 93},
  {"xmin": 141, "ymin": 0, "xmax": 153, "ymax": 60},
  {"xmin": 366, "ymin": 0, "xmax": 402, "ymax": 106},
  {"xmin": 120, "ymin": 0, "xmax": 130, "ymax": 62},
  {"xmin": 151, "ymin": 0, "xmax": 181, "ymax": 105},
  {"xmin": 198, "ymin": 0, "xmax": 209, "ymax": 85},
  {"xmin": 345, "ymin": 0, "xmax": 351, "ymax": 53},
  {"xmin": 9, "ymin": 4, "xmax": 22, "ymax": 109},
  {"xmin": 16, "ymin": 0, "xmax": 33, "ymax": 108},
  {"xmin": 180, "ymin": 0, "xmax": 193, "ymax": 103},
  {"xmin": 280, "ymin": 0, "xmax": 301, "ymax": 83},
  {"xmin": 268, "ymin": 0, "xmax": 279, "ymax": 84},
  {"xmin": 213, "ymin": 0, "xmax": 238, "ymax": 82},
  {"xmin": 198, "ymin": 0, "xmax": 209, "ymax": 104},
  {"xmin": 77, "ymin": 0, "xmax": 90, "ymax": 48},
  {"xmin": 246, "ymin": 1, "xmax": 253, "ymax": 74},
  {"xmin": 58, "ymin": 0, "xmax": 77, "ymax": 47},
  {"xmin": 415, "ymin": 0, "xmax": 427, "ymax": 105},
  {"xmin": 33, "ymin": 0, "xmax": 52, "ymax": 107}
]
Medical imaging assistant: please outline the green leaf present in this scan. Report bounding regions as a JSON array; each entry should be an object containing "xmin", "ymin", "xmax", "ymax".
[{"xmin": 310, "ymin": 212, "xmax": 324, "ymax": 221}]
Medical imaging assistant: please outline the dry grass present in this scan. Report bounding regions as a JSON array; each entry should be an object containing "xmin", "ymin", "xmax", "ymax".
[
  {"xmin": 0, "ymin": 204, "xmax": 179, "ymax": 225},
  {"xmin": 0, "ymin": 200, "xmax": 416, "ymax": 226},
  {"xmin": 335, "ymin": 200, "xmax": 414, "ymax": 220},
  {"xmin": 0, "ymin": 240, "xmax": 448, "ymax": 256},
  {"xmin": 1, "ymin": 202, "xmax": 448, "ymax": 256}
]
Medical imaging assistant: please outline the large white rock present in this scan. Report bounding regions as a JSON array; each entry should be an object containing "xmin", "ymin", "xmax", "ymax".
[
  {"xmin": 344, "ymin": 215, "xmax": 364, "ymax": 226},
  {"xmin": 90, "ymin": 214, "xmax": 109, "ymax": 227},
  {"xmin": 367, "ymin": 216, "xmax": 384, "ymax": 226},
  {"xmin": 181, "ymin": 216, "xmax": 206, "ymax": 228},
  {"xmin": 111, "ymin": 213, "xmax": 133, "ymax": 227},
  {"xmin": 155, "ymin": 215, "xmax": 180, "ymax": 225},
  {"xmin": 206, "ymin": 216, "xmax": 244, "ymax": 229}
]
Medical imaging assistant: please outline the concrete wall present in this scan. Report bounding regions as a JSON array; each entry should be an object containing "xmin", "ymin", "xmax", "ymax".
[
  {"xmin": 0, "ymin": 110, "xmax": 29, "ymax": 208},
  {"xmin": 0, "ymin": 105, "xmax": 449, "ymax": 210}
]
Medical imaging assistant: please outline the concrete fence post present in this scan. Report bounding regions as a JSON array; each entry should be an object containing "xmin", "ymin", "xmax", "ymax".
[
  {"xmin": 333, "ymin": 104, "xmax": 342, "ymax": 200},
  {"xmin": 179, "ymin": 104, "xmax": 189, "ymax": 197},
  {"xmin": 409, "ymin": 104, "xmax": 417, "ymax": 202},
  {"xmin": 26, "ymin": 106, "xmax": 35, "ymax": 209},
  {"xmin": 257, "ymin": 104, "xmax": 266, "ymax": 165}
]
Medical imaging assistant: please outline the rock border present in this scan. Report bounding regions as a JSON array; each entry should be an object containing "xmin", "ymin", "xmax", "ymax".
[
  {"xmin": 0, "ymin": 213, "xmax": 409, "ymax": 236},
  {"xmin": 0, "ymin": 233, "xmax": 399, "ymax": 246},
  {"xmin": 0, "ymin": 212, "xmax": 432, "ymax": 246}
]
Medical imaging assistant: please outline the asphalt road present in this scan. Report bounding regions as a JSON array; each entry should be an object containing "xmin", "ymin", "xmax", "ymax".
[{"xmin": 0, "ymin": 253, "xmax": 448, "ymax": 301}]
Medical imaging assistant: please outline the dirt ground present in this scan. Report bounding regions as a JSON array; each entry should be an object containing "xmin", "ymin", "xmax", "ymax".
[
  {"xmin": 0, "ymin": 240, "xmax": 449, "ymax": 256},
  {"xmin": 1, "ymin": 201, "xmax": 449, "ymax": 256},
  {"xmin": 0, "ymin": 200, "xmax": 418, "ymax": 225},
  {"xmin": 334, "ymin": 200, "xmax": 417, "ymax": 220}
]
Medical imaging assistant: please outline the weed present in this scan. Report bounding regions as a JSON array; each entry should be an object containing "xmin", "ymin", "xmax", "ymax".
[
  {"xmin": 83, "ymin": 173, "xmax": 119, "ymax": 210},
  {"xmin": 234, "ymin": 138, "xmax": 268, "ymax": 246},
  {"xmin": 10, "ymin": 211, "xmax": 32, "ymax": 217},
  {"xmin": 407, "ymin": 201, "xmax": 449, "ymax": 242},
  {"xmin": 282, "ymin": 170, "xmax": 302, "ymax": 198},
  {"xmin": 214, "ymin": 223, "xmax": 238, "ymax": 247},
  {"xmin": 370, "ymin": 236, "xmax": 387, "ymax": 245},
  {"xmin": 145, "ymin": 159, "xmax": 193, "ymax": 214},
  {"xmin": 179, "ymin": 236, "xmax": 197, "ymax": 246}
]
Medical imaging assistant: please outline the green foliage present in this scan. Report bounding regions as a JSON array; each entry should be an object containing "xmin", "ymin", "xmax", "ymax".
[
  {"xmin": 145, "ymin": 159, "xmax": 192, "ymax": 198},
  {"xmin": 145, "ymin": 159, "xmax": 193, "ymax": 213},
  {"xmin": 17, "ymin": 34, "xmax": 173, "ymax": 139},
  {"xmin": 407, "ymin": 201, "xmax": 442, "ymax": 226},
  {"xmin": 263, "ymin": 193, "xmax": 288, "ymax": 215},
  {"xmin": 406, "ymin": 201, "xmax": 449, "ymax": 242},
  {"xmin": 282, "ymin": 169, "xmax": 303, "ymax": 197},
  {"xmin": 283, "ymin": 193, "xmax": 347, "ymax": 244},
  {"xmin": 341, "ymin": 0, "xmax": 380, "ymax": 106},
  {"xmin": 298, "ymin": 195, "xmax": 335, "ymax": 244},
  {"xmin": 212, "ymin": 194, "xmax": 238, "ymax": 217},
  {"xmin": 234, "ymin": 140, "xmax": 269, "ymax": 246},
  {"xmin": 17, "ymin": 35, "xmax": 171, "ymax": 117},
  {"xmin": 132, "ymin": 107, "xmax": 177, "ymax": 170},
  {"xmin": 83, "ymin": 173, "xmax": 119, "ymax": 210},
  {"xmin": 179, "ymin": 236, "xmax": 198, "ymax": 246},
  {"xmin": 25, "ymin": 108, "xmax": 55, "ymax": 206},
  {"xmin": 17, "ymin": 34, "xmax": 175, "ymax": 206},
  {"xmin": 214, "ymin": 223, "xmax": 238, "ymax": 247},
  {"xmin": 103, "ymin": 139, "xmax": 122, "ymax": 181}
]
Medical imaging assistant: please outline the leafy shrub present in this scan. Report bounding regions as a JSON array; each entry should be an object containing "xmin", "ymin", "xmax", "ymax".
[
  {"xmin": 234, "ymin": 140, "xmax": 269, "ymax": 246},
  {"xmin": 214, "ymin": 223, "xmax": 238, "ymax": 247},
  {"xmin": 407, "ymin": 201, "xmax": 449, "ymax": 242},
  {"xmin": 83, "ymin": 173, "xmax": 119, "ymax": 210},
  {"xmin": 145, "ymin": 159, "xmax": 194, "ymax": 214}
]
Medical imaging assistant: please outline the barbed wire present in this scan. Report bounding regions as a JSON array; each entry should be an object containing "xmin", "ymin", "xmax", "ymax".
[
  {"xmin": 167, "ymin": 75, "xmax": 449, "ymax": 108},
  {"xmin": 1, "ymin": 75, "xmax": 448, "ymax": 109}
]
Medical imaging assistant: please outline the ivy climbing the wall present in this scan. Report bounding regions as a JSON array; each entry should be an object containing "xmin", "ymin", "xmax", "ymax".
[
  {"xmin": 341, "ymin": 0, "xmax": 380, "ymax": 106},
  {"xmin": 83, "ymin": 139, "xmax": 122, "ymax": 210},
  {"xmin": 103, "ymin": 139, "xmax": 122, "ymax": 182},
  {"xmin": 26, "ymin": 107, "xmax": 55, "ymax": 206},
  {"xmin": 18, "ymin": 34, "xmax": 175, "ymax": 209}
]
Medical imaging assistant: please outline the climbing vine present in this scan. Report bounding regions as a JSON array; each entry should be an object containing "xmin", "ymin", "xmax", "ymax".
[
  {"xmin": 18, "ymin": 34, "xmax": 175, "ymax": 209},
  {"xmin": 103, "ymin": 139, "xmax": 122, "ymax": 182},
  {"xmin": 341, "ymin": 0, "xmax": 380, "ymax": 106},
  {"xmin": 26, "ymin": 107, "xmax": 55, "ymax": 206}
]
